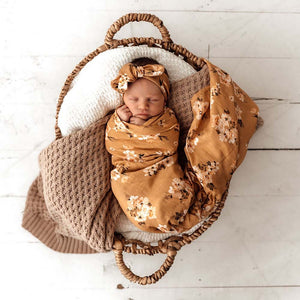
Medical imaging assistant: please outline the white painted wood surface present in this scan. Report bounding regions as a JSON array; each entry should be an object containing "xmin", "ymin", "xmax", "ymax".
[{"xmin": 1, "ymin": 1, "xmax": 299, "ymax": 299}]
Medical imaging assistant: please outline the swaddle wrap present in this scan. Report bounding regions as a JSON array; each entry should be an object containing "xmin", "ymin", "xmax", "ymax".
[{"xmin": 105, "ymin": 107, "xmax": 197, "ymax": 233}]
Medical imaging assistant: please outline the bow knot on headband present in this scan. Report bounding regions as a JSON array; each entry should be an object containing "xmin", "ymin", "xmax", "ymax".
[{"xmin": 111, "ymin": 63, "xmax": 170, "ymax": 101}]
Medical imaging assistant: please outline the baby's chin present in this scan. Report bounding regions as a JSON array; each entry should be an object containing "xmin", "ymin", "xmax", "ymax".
[{"xmin": 134, "ymin": 111, "xmax": 164, "ymax": 120}]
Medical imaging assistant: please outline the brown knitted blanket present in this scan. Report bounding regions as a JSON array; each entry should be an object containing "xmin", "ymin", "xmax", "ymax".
[{"xmin": 22, "ymin": 114, "xmax": 123, "ymax": 253}]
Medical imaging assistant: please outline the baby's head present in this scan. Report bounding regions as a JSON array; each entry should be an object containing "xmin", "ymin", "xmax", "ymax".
[{"xmin": 111, "ymin": 57, "xmax": 170, "ymax": 120}]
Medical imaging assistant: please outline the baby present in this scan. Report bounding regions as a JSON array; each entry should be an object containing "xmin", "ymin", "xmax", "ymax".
[
  {"xmin": 114, "ymin": 57, "xmax": 169, "ymax": 125},
  {"xmin": 105, "ymin": 57, "xmax": 196, "ymax": 233}
]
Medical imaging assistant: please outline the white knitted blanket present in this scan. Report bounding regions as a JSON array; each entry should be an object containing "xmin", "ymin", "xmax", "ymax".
[
  {"xmin": 58, "ymin": 45, "xmax": 201, "ymax": 243},
  {"xmin": 58, "ymin": 45, "xmax": 196, "ymax": 136}
]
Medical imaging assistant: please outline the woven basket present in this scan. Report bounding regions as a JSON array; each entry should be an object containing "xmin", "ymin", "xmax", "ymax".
[{"xmin": 54, "ymin": 12, "xmax": 228, "ymax": 285}]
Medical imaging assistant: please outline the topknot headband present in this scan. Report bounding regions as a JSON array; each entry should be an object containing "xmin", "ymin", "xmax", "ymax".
[{"xmin": 111, "ymin": 63, "xmax": 170, "ymax": 101}]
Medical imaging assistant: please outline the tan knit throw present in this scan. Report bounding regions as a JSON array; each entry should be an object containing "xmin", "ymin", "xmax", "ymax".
[{"xmin": 22, "ymin": 115, "xmax": 123, "ymax": 253}]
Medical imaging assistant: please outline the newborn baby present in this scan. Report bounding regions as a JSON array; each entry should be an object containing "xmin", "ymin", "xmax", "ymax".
[
  {"xmin": 115, "ymin": 72, "xmax": 165, "ymax": 126},
  {"xmin": 105, "ymin": 57, "xmax": 197, "ymax": 233}
]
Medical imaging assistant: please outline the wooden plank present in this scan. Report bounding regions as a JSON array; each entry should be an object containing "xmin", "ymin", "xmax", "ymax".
[
  {"xmin": 211, "ymin": 58, "xmax": 300, "ymax": 101},
  {"xmin": 2, "ymin": 194, "xmax": 300, "ymax": 289},
  {"xmin": 2, "ymin": 284, "xmax": 300, "ymax": 300},
  {"xmin": 249, "ymin": 100, "xmax": 300, "ymax": 149},
  {"xmin": 2, "ymin": 0, "xmax": 300, "ymax": 12},
  {"xmin": 0, "ymin": 151, "xmax": 42, "ymax": 197},
  {"xmin": 229, "ymin": 150, "xmax": 300, "ymax": 196},
  {"xmin": 2, "ymin": 10, "xmax": 300, "ymax": 58}
]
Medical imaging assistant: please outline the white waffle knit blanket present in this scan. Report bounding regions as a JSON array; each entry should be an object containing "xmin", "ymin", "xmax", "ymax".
[{"xmin": 57, "ymin": 45, "xmax": 197, "ymax": 136}]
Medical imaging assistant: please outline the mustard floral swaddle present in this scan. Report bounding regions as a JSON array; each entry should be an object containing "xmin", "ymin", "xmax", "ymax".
[
  {"xmin": 105, "ymin": 107, "xmax": 198, "ymax": 233},
  {"xmin": 106, "ymin": 59, "xmax": 260, "ymax": 234}
]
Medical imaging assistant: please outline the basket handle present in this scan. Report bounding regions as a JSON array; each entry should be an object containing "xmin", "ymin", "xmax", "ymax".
[
  {"xmin": 104, "ymin": 13, "xmax": 173, "ymax": 47},
  {"xmin": 113, "ymin": 238, "xmax": 179, "ymax": 285}
]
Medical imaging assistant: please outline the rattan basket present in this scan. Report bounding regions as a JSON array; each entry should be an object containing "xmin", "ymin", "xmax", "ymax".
[{"xmin": 54, "ymin": 12, "xmax": 228, "ymax": 285}]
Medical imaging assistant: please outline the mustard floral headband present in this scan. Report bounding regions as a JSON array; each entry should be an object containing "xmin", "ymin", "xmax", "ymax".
[{"xmin": 111, "ymin": 63, "xmax": 170, "ymax": 101}]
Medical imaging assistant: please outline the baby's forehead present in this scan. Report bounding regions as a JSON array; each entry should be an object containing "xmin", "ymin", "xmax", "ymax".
[
  {"xmin": 126, "ymin": 79, "xmax": 164, "ymax": 96},
  {"xmin": 125, "ymin": 90, "xmax": 163, "ymax": 97}
]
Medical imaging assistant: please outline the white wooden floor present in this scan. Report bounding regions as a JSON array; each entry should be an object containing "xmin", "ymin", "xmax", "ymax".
[{"xmin": 1, "ymin": 1, "xmax": 300, "ymax": 299}]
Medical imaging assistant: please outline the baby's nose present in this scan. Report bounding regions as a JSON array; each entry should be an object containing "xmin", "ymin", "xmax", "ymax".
[{"xmin": 138, "ymin": 100, "xmax": 149, "ymax": 110}]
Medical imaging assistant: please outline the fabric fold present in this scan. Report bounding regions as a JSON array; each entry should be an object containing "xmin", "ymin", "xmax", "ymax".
[{"xmin": 105, "ymin": 107, "xmax": 196, "ymax": 233}]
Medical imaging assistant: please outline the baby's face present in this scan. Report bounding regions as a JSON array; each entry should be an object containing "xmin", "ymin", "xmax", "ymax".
[{"xmin": 123, "ymin": 78, "xmax": 165, "ymax": 120}]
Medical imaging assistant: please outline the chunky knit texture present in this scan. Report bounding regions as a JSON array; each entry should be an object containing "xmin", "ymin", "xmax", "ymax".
[{"xmin": 22, "ymin": 115, "xmax": 123, "ymax": 253}]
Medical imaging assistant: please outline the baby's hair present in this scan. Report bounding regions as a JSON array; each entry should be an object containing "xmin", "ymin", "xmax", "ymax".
[
  {"xmin": 128, "ymin": 57, "xmax": 171, "ymax": 102},
  {"xmin": 130, "ymin": 57, "xmax": 169, "ymax": 77}
]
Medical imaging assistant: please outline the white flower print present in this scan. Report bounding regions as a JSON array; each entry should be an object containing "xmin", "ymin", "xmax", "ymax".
[
  {"xmin": 168, "ymin": 178, "xmax": 193, "ymax": 201},
  {"xmin": 121, "ymin": 175, "xmax": 128, "ymax": 183},
  {"xmin": 118, "ymin": 74, "xmax": 130, "ymax": 92},
  {"xmin": 127, "ymin": 196, "xmax": 156, "ymax": 222},
  {"xmin": 192, "ymin": 99, "xmax": 209, "ymax": 120},
  {"xmin": 192, "ymin": 161, "xmax": 220, "ymax": 190},
  {"xmin": 211, "ymin": 112, "xmax": 238, "ymax": 144},
  {"xmin": 235, "ymin": 104, "xmax": 243, "ymax": 122},
  {"xmin": 152, "ymin": 71, "xmax": 163, "ymax": 76},
  {"xmin": 111, "ymin": 167, "xmax": 128, "ymax": 182},
  {"xmin": 194, "ymin": 137, "xmax": 199, "ymax": 146},
  {"xmin": 143, "ymin": 156, "xmax": 175, "ymax": 176},
  {"xmin": 233, "ymin": 81, "xmax": 245, "ymax": 102},
  {"xmin": 185, "ymin": 133, "xmax": 201, "ymax": 154},
  {"xmin": 215, "ymin": 67, "xmax": 232, "ymax": 87},
  {"xmin": 211, "ymin": 83, "xmax": 221, "ymax": 97},
  {"xmin": 111, "ymin": 169, "xmax": 121, "ymax": 181},
  {"xmin": 137, "ymin": 133, "xmax": 161, "ymax": 141},
  {"xmin": 228, "ymin": 95, "xmax": 243, "ymax": 127},
  {"xmin": 123, "ymin": 150, "xmax": 144, "ymax": 162},
  {"xmin": 157, "ymin": 224, "xmax": 170, "ymax": 232},
  {"xmin": 113, "ymin": 114, "xmax": 128, "ymax": 132},
  {"xmin": 153, "ymin": 150, "xmax": 173, "ymax": 158}
]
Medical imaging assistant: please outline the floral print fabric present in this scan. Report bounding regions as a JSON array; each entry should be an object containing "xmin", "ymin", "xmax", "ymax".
[
  {"xmin": 110, "ymin": 63, "xmax": 170, "ymax": 101},
  {"xmin": 105, "ymin": 107, "xmax": 196, "ymax": 233},
  {"xmin": 105, "ymin": 59, "xmax": 260, "ymax": 234}
]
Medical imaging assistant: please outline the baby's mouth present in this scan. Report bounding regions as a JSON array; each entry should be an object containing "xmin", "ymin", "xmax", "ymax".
[{"xmin": 136, "ymin": 113, "xmax": 150, "ymax": 119}]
